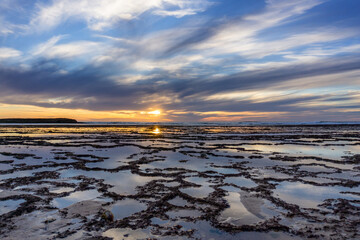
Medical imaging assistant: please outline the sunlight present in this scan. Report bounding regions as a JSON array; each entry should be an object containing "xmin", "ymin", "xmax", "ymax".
[
  {"xmin": 148, "ymin": 110, "xmax": 161, "ymax": 115},
  {"xmin": 152, "ymin": 127, "xmax": 161, "ymax": 134}
]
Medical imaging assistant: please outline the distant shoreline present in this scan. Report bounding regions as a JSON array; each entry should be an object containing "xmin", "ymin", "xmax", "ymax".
[{"xmin": 0, "ymin": 118, "xmax": 78, "ymax": 123}]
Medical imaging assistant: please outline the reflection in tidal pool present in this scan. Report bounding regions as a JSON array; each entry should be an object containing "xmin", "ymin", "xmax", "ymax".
[
  {"xmin": 0, "ymin": 199, "xmax": 25, "ymax": 214},
  {"xmin": 107, "ymin": 199, "xmax": 147, "ymax": 220},
  {"xmin": 52, "ymin": 189, "xmax": 103, "ymax": 209},
  {"xmin": 273, "ymin": 181, "xmax": 360, "ymax": 209},
  {"xmin": 0, "ymin": 124, "xmax": 359, "ymax": 239}
]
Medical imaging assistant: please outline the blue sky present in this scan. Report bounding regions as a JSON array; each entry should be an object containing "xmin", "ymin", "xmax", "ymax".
[{"xmin": 0, "ymin": 0, "xmax": 359, "ymax": 121}]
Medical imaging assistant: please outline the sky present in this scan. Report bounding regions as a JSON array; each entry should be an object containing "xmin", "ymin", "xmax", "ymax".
[{"xmin": 0, "ymin": 0, "xmax": 360, "ymax": 122}]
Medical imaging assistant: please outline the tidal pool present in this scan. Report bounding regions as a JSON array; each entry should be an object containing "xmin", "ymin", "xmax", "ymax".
[{"xmin": 0, "ymin": 124, "xmax": 359, "ymax": 239}]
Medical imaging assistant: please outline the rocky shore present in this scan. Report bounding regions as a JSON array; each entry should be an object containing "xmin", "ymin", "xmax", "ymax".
[{"xmin": 0, "ymin": 125, "xmax": 359, "ymax": 239}]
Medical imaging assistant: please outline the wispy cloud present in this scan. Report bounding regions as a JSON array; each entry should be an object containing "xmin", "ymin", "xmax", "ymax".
[
  {"xmin": 0, "ymin": 17, "xmax": 26, "ymax": 36},
  {"xmin": 0, "ymin": 19, "xmax": 14, "ymax": 35},
  {"xmin": 32, "ymin": 36, "xmax": 106, "ymax": 60},
  {"xmin": 0, "ymin": 0, "xmax": 359, "ymax": 121},
  {"xmin": 28, "ymin": 0, "xmax": 212, "ymax": 32},
  {"xmin": 162, "ymin": 0, "xmax": 326, "ymax": 56},
  {"xmin": 0, "ymin": 48, "xmax": 22, "ymax": 60}
]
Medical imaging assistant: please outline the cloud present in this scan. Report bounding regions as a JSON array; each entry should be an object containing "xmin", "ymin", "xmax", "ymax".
[
  {"xmin": 0, "ymin": 48, "xmax": 22, "ymax": 60},
  {"xmin": 0, "ymin": 0, "xmax": 359, "ymax": 121},
  {"xmin": 0, "ymin": 0, "xmax": 28, "ymax": 36},
  {"xmin": 33, "ymin": 40, "xmax": 105, "ymax": 59},
  {"xmin": 30, "ymin": 35, "xmax": 117, "ymax": 66},
  {"xmin": 0, "ymin": 17, "xmax": 26, "ymax": 36},
  {"xmin": 226, "ymin": 29, "xmax": 356, "ymax": 59},
  {"xmin": 161, "ymin": 0, "xmax": 326, "ymax": 57},
  {"xmin": 0, "ymin": 52, "xmax": 359, "ymax": 114},
  {"xmin": 28, "ymin": 0, "xmax": 212, "ymax": 32},
  {"xmin": 120, "ymin": 0, "xmax": 356, "ymax": 78},
  {"xmin": 30, "ymin": 35, "xmax": 63, "ymax": 56},
  {"xmin": 25, "ymin": 0, "xmax": 355, "ymax": 74},
  {"xmin": 0, "ymin": 20, "xmax": 14, "ymax": 35}
]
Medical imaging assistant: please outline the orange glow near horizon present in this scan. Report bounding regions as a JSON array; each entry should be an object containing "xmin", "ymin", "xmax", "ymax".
[
  {"xmin": 0, "ymin": 103, "xmax": 291, "ymax": 122},
  {"xmin": 0, "ymin": 104, "xmax": 166, "ymax": 122}
]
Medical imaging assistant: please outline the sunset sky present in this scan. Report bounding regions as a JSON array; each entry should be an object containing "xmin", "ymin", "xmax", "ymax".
[{"xmin": 0, "ymin": 0, "xmax": 359, "ymax": 122}]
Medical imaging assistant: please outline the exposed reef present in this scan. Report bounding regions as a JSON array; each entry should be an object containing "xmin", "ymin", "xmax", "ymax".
[{"xmin": 0, "ymin": 124, "xmax": 359, "ymax": 239}]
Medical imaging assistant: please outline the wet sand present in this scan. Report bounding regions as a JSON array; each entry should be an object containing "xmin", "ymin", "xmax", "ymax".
[{"xmin": 0, "ymin": 124, "xmax": 359, "ymax": 239}]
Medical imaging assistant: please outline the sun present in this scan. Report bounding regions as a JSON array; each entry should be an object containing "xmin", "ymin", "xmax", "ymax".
[{"xmin": 148, "ymin": 110, "xmax": 161, "ymax": 115}]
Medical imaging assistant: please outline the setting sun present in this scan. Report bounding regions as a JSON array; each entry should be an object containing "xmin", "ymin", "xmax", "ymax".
[{"xmin": 148, "ymin": 110, "xmax": 161, "ymax": 115}]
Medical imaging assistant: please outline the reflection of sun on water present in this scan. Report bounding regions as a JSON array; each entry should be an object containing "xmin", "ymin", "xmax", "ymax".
[{"xmin": 152, "ymin": 128, "xmax": 160, "ymax": 134}]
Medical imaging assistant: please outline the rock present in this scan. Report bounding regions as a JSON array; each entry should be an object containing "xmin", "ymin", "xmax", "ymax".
[{"xmin": 101, "ymin": 210, "xmax": 114, "ymax": 222}]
